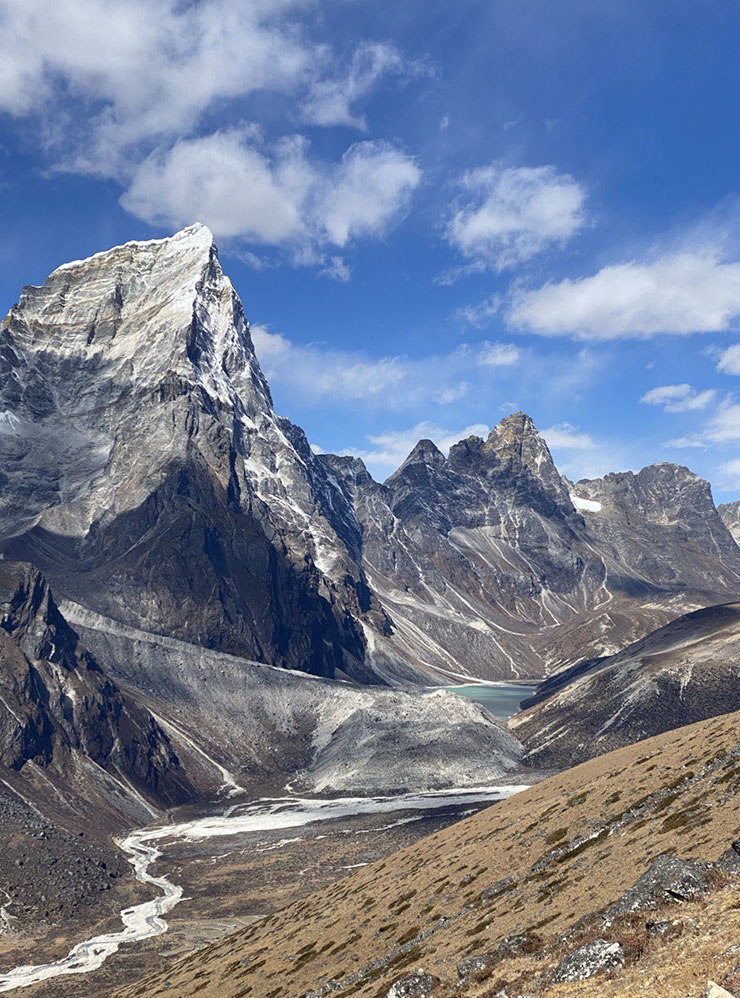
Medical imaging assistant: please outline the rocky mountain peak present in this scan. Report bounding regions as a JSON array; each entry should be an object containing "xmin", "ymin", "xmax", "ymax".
[
  {"xmin": 3, "ymin": 222, "xmax": 271, "ymax": 416},
  {"xmin": 392, "ymin": 438, "xmax": 445, "ymax": 475},
  {"xmin": 485, "ymin": 411, "xmax": 570, "ymax": 506},
  {"xmin": 575, "ymin": 462, "xmax": 718, "ymax": 522}
]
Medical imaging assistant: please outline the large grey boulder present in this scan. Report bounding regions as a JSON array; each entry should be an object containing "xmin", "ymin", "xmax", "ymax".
[
  {"xmin": 610, "ymin": 854, "xmax": 712, "ymax": 916},
  {"xmin": 704, "ymin": 984, "xmax": 736, "ymax": 998},
  {"xmin": 386, "ymin": 970, "xmax": 441, "ymax": 997},
  {"xmin": 552, "ymin": 939, "xmax": 624, "ymax": 983}
]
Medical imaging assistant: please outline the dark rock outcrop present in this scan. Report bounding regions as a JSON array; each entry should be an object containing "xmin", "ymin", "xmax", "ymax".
[
  {"xmin": 609, "ymin": 854, "xmax": 713, "ymax": 916},
  {"xmin": 0, "ymin": 559, "xmax": 191, "ymax": 805}
]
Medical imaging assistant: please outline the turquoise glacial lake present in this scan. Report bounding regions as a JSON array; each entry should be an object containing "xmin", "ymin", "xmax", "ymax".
[{"xmin": 441, "ymin": 683, "xmax": 538, "ymax": 719}]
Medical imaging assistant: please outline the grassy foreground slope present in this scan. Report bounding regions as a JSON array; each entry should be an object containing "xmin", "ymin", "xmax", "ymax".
[{"xmin": 116, "ymin": 711, "xmax": 740, "ymax": 998}]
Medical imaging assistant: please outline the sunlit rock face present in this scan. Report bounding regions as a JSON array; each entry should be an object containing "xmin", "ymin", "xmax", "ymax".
[
  {"xmin": 2, "ymin": 225, "xmax": 740, "ymax": 686},
  {"xmin": 323, "ymin": 417, "xmax": 740, "ymax": 681},
  {"xmin": 0, "ymin": 225, "xmax": 381, "ymax": 682}
]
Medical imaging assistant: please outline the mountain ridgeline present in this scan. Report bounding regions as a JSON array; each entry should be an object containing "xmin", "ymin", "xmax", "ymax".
[{"xmin": 2, "ymin": 223, "xmax": 740, "ymax": 692}]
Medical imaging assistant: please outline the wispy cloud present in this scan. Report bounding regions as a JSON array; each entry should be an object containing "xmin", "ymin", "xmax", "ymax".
[
  {"xmin": 318, "ymin": 256, "xmax": 352, "ymax": 282},
  {"xmin": 664, "ymin": 435, "xmax": 708, "ymax": 449},
  {"xmin": 446, "ymin": 163, "xmax": 587, "ymax": 271},
  {"xmin": 250, "ymin": 325, "xmax": 407, "ymax": 402},
  {"xmin": 456, "ymin": 294, "xmax": 502, "ymax": 328},
  {"xmin": 300, "ymin": 42, "xmax": 427, "ymax": 130},
  {"xmin": 640, "ymin": 383, "xmax": 716, "ymax": 412},
  {"xmin": 541, "ymin": 422, "xmax": 596, "ymax": 450},
  {"xmin": 706, "ymin": 401, "xmax": 740, "ymax": 442},
  {"xmin": 719, "ymin": 457, "xmax": 740, "ymax": 489},
  {"xmin": 510, "ymin": 252, "xmax": 740, "ymax": 340},
  {"xmin": 716, "ymin": 343, "xmax": 740, "ymax": 375},
  {"xmin": 477, "ymin": 342, "xmax": 520, "ymax": 367}
]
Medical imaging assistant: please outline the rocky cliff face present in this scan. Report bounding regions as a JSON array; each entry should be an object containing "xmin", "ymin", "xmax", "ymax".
[
  {"xmin": 718, "ymin": 500, "xmax": 740, "ymax": 546},
  {"xmin": 0, "ymin": 559, "xmax": 192, "ymax": 814},
  {"xmin": 511, "ymin": 601, "xmax": 740, "ymax": 767},
  {"xmin": 0, "ymin": 225, "xmax": 380, "ymax": 683},
  {"xmin": 2, "ymin": 224, "xmax": 739, "ymax": 689},
  {"xmin": 322, "ymin": 417, "xmax": 740, "ymax": 680}
]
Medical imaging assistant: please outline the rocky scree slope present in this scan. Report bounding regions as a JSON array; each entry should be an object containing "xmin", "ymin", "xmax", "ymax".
[
  {"xmin": 2, "ymin": 225, "xmax": 740, "ymax": 686},
  {"xmin": 114, "ymin": 709, "xmax": 740, "ymax": 998},
  {"xmin": 511, "ymin": 600, "xmax": 740, "ymax": 768},
  {"xmin": 62, "ymin": 599, "xmax": 523, "ymax": 795}
]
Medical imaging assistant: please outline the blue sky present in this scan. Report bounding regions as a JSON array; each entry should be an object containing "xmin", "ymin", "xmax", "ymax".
[{"xmin": 3, "ymin": 1, "xmax": 740, "ymax": 496}]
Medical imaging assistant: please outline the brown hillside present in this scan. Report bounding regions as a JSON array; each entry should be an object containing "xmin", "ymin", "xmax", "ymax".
[{"xmin": 116, "ymin": 711, "xmax": 740, "ymax": 998}]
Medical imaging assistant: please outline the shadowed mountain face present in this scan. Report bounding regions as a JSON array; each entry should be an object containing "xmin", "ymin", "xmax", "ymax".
[
  {"xmin": 2, "ymin": 225, "xmax": 740, "ymax": 687},
  {"xmin": 511, "ymin": 601, "xmax": 740, "ymax": 768},
  {"xmin": 0, "ymin": 225, "xmax": 379, "ymax": 684},
  {"xmin": 719, "ymin": 499, "xmax": 740, "ymax": 546},
  {"xmin": 0, "ymin": 560, "xmax": 192, "ymax": 817}
]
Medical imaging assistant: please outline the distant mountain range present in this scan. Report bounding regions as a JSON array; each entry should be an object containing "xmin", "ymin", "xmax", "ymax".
[
  {"xmin": 2, "ymin": 223, "xmax": 739, "ymax": 694},
  {"xmin": 3, "ymin": 226, "xmax": 740, "ymax": 998},
  {"xmin": 2, "ymin": 224, "xmax": 740, "ymax": 818}
]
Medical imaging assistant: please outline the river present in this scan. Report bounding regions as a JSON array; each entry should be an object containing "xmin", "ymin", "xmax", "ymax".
[{"xmin": 0, "ymin": 785, "xmax": 528, "ymax": 993}]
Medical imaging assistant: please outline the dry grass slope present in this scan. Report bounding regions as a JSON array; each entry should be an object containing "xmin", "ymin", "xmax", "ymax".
[{"xmin": 115, "ymin": 710, "xmax": 740, "ymax": 998}]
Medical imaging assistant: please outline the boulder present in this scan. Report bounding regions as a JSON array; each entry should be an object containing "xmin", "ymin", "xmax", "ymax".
[
  {"xmin": 610, "ymin": 854, "xmax": 712, "ymax": 916},
  {"xmin": 456, "ymin": 954, "xmax": 497, "ymax": 980},
  {"xmin": 387, "ymin": 970, "xmax": 441, "ymax": 998},
  {"xmin": 552, "ymin": 940, "xmax": 624, "ymax": 983},
  {"xmin": 705, "ymin": 984, "xmax": 736, "ymax": 998}
]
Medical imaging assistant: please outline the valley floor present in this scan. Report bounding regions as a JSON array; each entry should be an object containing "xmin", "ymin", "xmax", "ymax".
[
  {"xmin": 111, "ymin": 709, "xmax": 740, "ymax": 998},
  {"xmin": 0, "ymin": 786, "xmax": 529, "ymax": 998}
]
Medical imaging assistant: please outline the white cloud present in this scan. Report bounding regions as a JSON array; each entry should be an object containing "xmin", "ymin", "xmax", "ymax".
[
  {"xmin": 510, "ymin": 252, "xmax": 740, "ymax": 339},
  {"xmin": 706, "ymin": 402, "xmax": 740, "ymax": 442},
  {"xmin": 319, "ymin": 256, "xmax": 352, "ymax": 282},
  {"xmin": 541, "ymin": 422, "xmax": 596, "ymax": 450},
  {"xmin": 665, "ymin": 435, "xmax": 707, "ymax": 449},
  {"xmin": 434, "ymin": 382, "xmax": 468, "ymax": 404},
  {"xmin": 346, "ymin": 421, "xmax": 489, "ymax": 477},
  {"xmin": 719, "ymin": 457, "xmax": 740, "ymax": 486},
  {"xmin": 0, "ymin": 1, "xmax": 422, "ymax": 273},
  {"xmin": 477, "ymin": 342, "xmax": 520, "ymax": 367},
  {"xmin": 121, "ymin": 132, "xmax": 421, "ymax": 255},
  {"xmin": 456, "ymin": 294, "xmax": 501, "ymax": 327},
  {"xmin": 0, "ymin": 0, "xmax": 317, "ymax": 174},
  {"xmin": 250, "ymin": 325, "xmax": 407, "ymax": 402},
  {"xmin": 640, "ymin": 383, "xmax": 716, "ymax": 412},
  {"xmin": 717, "ymin": 343, "xmax": 740, "ymax": 375},
  {"xmin": 447, "ymin": 163, "xmax": 587, "ymax": 271},
  {"xmin": 249, "ymin": 324, "xmax": 527, "ymax": 411},
  {"xmin": 318, "ymin": 140, "xmax": 421, "ymax": 248},
  {"xmin": 301, "ymin": 42, "xmax": 406, "ymax": 130},
  {"xmin": 122, "ymin": 130, "xmax": 313, "ymax": 243}
]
